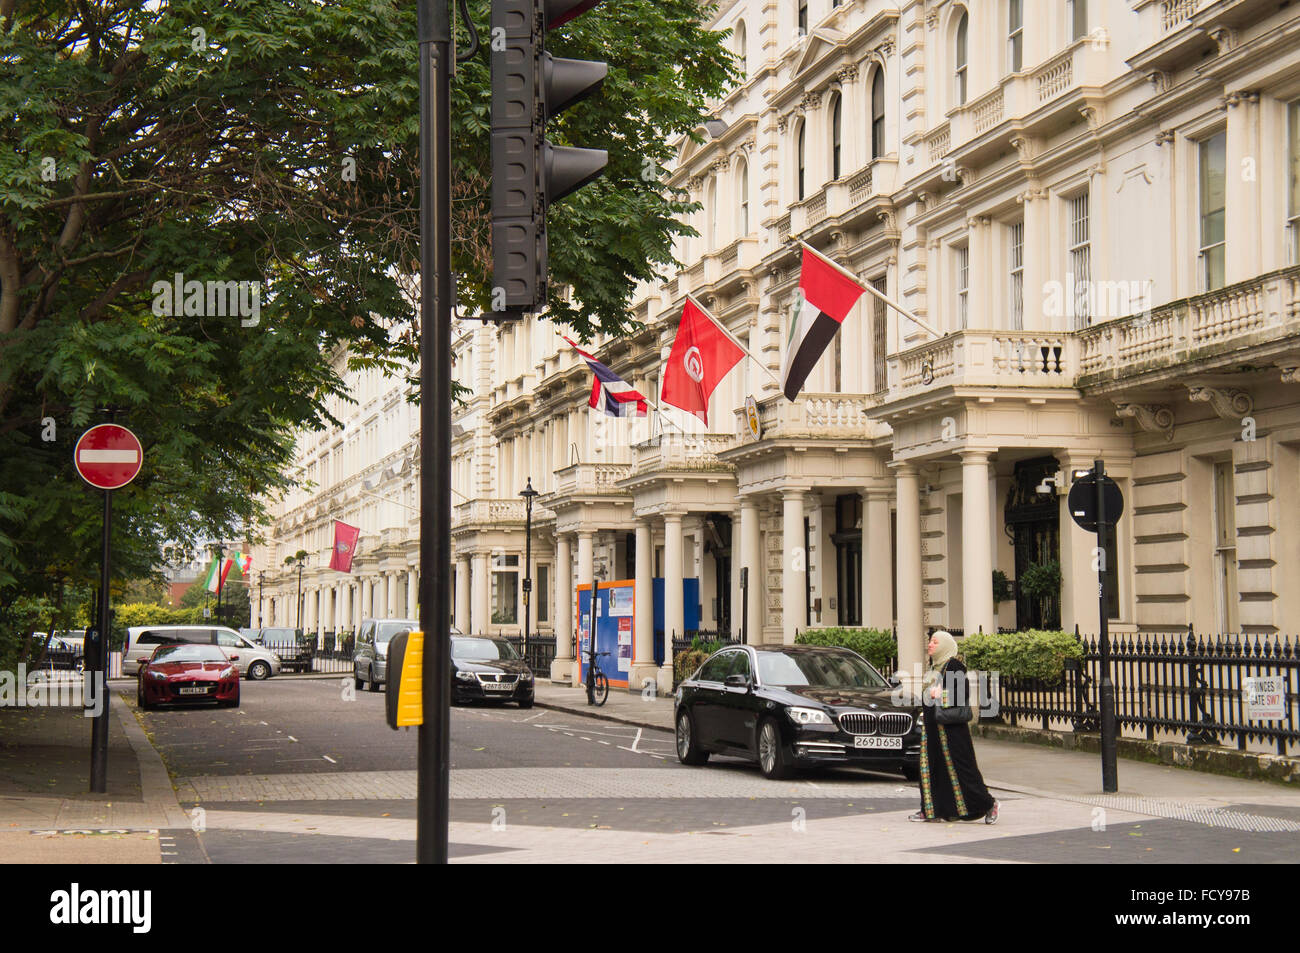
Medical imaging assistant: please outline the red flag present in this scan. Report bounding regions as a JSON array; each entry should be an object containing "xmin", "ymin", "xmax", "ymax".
[
  {"xmin": 329, "ymin": 520, "xmax": 361, "ymax": 573},
  {"xmin": 660, "ymin": 299, "xmax": 744, "ymax": 425}
]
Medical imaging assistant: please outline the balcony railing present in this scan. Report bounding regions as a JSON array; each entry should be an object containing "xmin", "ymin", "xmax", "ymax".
[
  {"xmin": 1078, "ymin": 266, "xmax": 1300, "ymax": 381},
  {"xmin": 789, "ymin": 161, "xmax": 895, "ymax": 234},
  {"xmin": 633, "ymin": 432, "xmax": 735, "ymax": 474},
  {"xmin": 736, "ymin": 392, "xmax": 881, "ymax": 440},
  {"xmin": 452, "ymin": 498, "xmax": 529, "ymax": 526},
  {"xmin": 1161, "ymin": 0, "xmax": 1200, "ymax": 31},
  {"xmin": 890, "ymin": 330, "xmax": 1079, "ymax": 399},
  {"xmin": 552, "ymin": 463, "xmax": 633, "ymax": 497}
]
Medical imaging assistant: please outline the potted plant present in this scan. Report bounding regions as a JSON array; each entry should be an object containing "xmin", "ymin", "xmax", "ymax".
[
  {"xmin": 991, "ymin": 570, "xmax": 1012, "ymax": 611},
  {"xmin": 1018, "ymin": 560, "xmax": 1061, "ymax": 604}
]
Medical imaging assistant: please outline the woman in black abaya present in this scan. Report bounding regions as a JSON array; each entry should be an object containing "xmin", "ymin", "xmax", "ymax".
[{"xmin": 909, "ymin": 631, "xmax": 999, "ymax": 824}]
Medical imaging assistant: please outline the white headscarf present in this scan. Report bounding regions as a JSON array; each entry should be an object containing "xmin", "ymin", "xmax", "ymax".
[{"xmin": 924, "ymin": 630, "xmax": 959, "ymax": 687}]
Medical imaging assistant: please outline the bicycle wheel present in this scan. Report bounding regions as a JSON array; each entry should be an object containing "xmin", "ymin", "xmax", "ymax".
[{"xmin": 592, "ymin": 671, "xmax": 609, "ymax": 706}]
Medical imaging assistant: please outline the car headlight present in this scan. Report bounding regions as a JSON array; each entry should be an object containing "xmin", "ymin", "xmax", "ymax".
[
  {"xmin": 148, "ymin": 669, "xmax": 167, "ymax": 680},
  {"xmin": 786, "ymin": 706, "xmax": 831, "ymax": 725},
  {"xmin": 519, "ymin": 672, "xmax": 534, "ymax": 682},
  {"xmin": 455, "ymin": 670, "xmax": 476, "ymax": 682},
  {"xmin": 222, "ymin": 668, "xmax": 236, "ymax": 679}
]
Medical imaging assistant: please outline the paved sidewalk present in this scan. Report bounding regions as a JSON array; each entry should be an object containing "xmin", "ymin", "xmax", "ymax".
[
  {"xmin": 0, "ymin": 686, "xmax": 187, "ymax": 862},
  {"xmin": 533, "ymin": 680, "xmax": 1300, "ymax": 807}
]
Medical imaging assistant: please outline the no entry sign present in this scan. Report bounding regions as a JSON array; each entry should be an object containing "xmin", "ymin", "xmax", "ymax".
[{"xmin": 74, "ymin": 424, "xmax": 143, "ymax": 490}]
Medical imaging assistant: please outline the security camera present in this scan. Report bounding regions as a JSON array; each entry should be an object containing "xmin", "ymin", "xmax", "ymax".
[{"xmin": 1035, "ymin": 477, "xmax": 1057, "ymax": 496}]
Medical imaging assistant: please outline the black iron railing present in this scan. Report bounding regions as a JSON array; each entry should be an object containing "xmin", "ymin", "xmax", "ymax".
[
  {"xmin": 992, "ymin": 628, "xmax": 1299, "ymax": 755},
  {"xmin": 503, "ymin": 635, "xmax": 557, "ymax": 674}
]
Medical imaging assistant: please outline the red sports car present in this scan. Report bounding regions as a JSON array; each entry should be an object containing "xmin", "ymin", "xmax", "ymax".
[{"xmin": 137, "ymin": 643, "xmax": 241, "ymax": 710}]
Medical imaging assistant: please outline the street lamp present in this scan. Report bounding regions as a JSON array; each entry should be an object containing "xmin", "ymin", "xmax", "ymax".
[
  {"xmin": 258, "ymin": 570, "xmax": 265, "ymax": 628},
  {"xmin": 212, "ymin": 540, "xmax": 226, "ymax": 622},
  {"xmin": 519, "ymin": 477, "xmax": 539, "ymax": 668}
]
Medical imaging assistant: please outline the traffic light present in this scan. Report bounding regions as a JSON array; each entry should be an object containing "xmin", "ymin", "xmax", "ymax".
[{"xmin": 491, "ymin": 0, "xmax": 609, "ymax": 317}]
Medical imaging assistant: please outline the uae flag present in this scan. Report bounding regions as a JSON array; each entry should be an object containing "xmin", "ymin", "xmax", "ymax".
[
  {"xmin": 202, "ymin": 557, "xmax": 233, "ymax": 594},
  {"xmin": 329, "ymin": 521, "xmax": 361, "ymax": 573},
  {"xmin": 781, "ymin": 245, "xmax": 868, "ymax": 400},
  {"xmin": 660, "ymin": 298, "xmax": 743, "ymax": 425}
]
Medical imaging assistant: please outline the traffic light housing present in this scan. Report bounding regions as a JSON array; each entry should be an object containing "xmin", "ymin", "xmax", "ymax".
[{"xmin": 491, "ymin": 0, "xmax": 608, "ymax": 317}]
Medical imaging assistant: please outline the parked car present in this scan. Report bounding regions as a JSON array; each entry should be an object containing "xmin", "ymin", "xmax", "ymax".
[
  {"xmin": 353, "ymin": 619, "xmax": 463, "ymax": 692},
  {"xmin": 123, "ymin": 625, "xmax": 281, "ymax": 680},
  {"xmin": 451, "ymin": 636, "xmax": 534, "ymax": 708},
  {"xmin": 674, "ymin": 643, "xmax": 922, "ymax": 781},
  {"xmin": 137, "ymin": 643, "xmax": 240, "ymax": 710},
  {"xmin": 257, "ymin": 627, "xmax": 313, "ymax": 673}
]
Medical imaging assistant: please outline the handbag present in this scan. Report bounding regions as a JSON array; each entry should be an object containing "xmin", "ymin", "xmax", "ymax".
[{"xmin": 934, "ymin": 680, "xmax": 972, "ymax": 724}]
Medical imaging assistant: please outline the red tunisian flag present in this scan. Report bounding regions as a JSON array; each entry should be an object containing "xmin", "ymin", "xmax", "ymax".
[
  {"xmin": 329, "ymin": 520, "xmax": 361, "ymax": 573},
  {"xmin": 660, "ymin": 298, "xmax": 744, "ymax": 425}
]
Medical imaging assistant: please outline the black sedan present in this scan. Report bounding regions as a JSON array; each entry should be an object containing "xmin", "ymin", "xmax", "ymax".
[
  {"xmin": 674, "ymin": 643, "xmax": 921, "ymax": 781},
  {"xmin": 451, "ymin": 636, "xmax": 535, "ymax": 708}
]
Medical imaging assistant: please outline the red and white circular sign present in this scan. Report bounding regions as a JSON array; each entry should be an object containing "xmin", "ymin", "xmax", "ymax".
[{"xmin": 74, "ymin": 424, "xmax": 143, "ymax": 490}]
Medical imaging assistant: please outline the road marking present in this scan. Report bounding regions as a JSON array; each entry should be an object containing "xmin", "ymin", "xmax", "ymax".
[
  {"xmin": 322, "ymin": 755, "xmax": 337, "ymax": 764},
  {"xmin": 260, "ymin": 721, "xmax": 268, "ymax": 726},
  {"xmin": 520, "ymin": 712, "xmax": 545, "ymax": 722},
  {"xmin": 598, "ymin": 740, "xmax": 610, "ymax": 745},
  {"xmin": 288, "ymin": 736, "xmax": 298, "ymax": 742},
  {"xmin": 630, "ymin": 729, "xmax": 641, "ymax": 753}
]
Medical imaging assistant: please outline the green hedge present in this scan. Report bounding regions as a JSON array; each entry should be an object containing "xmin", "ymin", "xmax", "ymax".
[
  {"xmin": 960, "ymin": 629, "xmax": 1082, "ymax": 683},
  {"xmin": 673, "ymin": 636, "xmax": 727, "ymax": 683},
  {"xmin": 795, "ymin": 627, "xmax": 897, "ymax": 672}
]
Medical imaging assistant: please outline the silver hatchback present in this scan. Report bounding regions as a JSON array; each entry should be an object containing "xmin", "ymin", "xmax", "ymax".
[{"xmin": 124, "ymin": 625, "xmax": 282, "ymax": 680}]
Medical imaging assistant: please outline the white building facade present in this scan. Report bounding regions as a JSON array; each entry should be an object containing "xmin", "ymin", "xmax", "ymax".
[{"xmin": 257, "ymin": 0, "xmax": 1300, "ymax": 693}]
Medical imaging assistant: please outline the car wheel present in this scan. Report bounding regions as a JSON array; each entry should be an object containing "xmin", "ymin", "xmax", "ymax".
[
  {"xmin": 675, "ymin": 709, "xmax": 709, "ymax": 766},
  {"xmin": 367, "ymin": 667, "xmax": 381, "ymax": 692},
  {"xmin": 247, "ymin": 661, "xmax": 271, "ymax": 681},
  {"xmin": 354, "ymin": 670, "xmax": 364, "ymax": 691},
  {"xmin": 901, "ymin": 762, "xmax": 920, "ymax": 783},
  {"xmin": 518, "ymin": 698, "xmax": 534, "ymax": 709},
  {"xmin": 757, "ymin": 718, "xmax": 793, "ymax": 780}
]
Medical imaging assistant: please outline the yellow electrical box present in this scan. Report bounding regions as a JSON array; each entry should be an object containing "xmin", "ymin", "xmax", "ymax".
[{"xmin": 385, "ymin": 629, "xmax": 423, "ymax": 729}]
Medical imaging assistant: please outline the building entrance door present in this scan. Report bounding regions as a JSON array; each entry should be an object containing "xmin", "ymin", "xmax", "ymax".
[{"xmin": 1004, "ymin": 457, "xmax": 1061, "ymax": 630}]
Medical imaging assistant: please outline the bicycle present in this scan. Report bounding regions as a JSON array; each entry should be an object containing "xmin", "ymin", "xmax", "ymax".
[{"xmin": 584, "ymin": 648, "xmax": 610, "ymax": 706}]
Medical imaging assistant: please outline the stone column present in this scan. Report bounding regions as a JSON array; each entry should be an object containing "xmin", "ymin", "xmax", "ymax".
[
  {"xmin": 631, "ymin": 519, "xmax": 656, "ymax": 692},
  {"xmin": 360, "ymin": 576, "xmax": 371, "ymax": 621},
  {"xmin": 960, "ymin": 450, "xmax": 995, "ymax": 636},
  {"xmin": 862, "ymin": 488, "xmax": 894, "ymax": 630},
  {"xmin": 406, "ymin": 568, "xmax": 417, "ymax": 619},
  {"xmin": 659, "ymin": 512, "xmax": 684, "ymax": 693},
  {"xmin": 576, "ymin": 530, "xmax": 594, "ymax": 687},
  {"xmin": 454, "ymin": 558, "xmax": 470, "ymax": 633},
  {"xmin": 782, "ymin": 489, "xmax": 805, "ymax": 644},
  {"xmin": 471, "ymin": 552, "xmax": 489, "ymax": 635},
  {"xmin": 386, "ymin": 572, "xmax": 398, "ymax": 620},
  {"xmin": 1059, "ymin": 454, "xmax": 1097, "ymax": 633},
  {"xmin": 339, "ymin": 582, "xmax": 351, "ymax": 638},
  {"xmin": 739, "ymin": 499, "xmax": 760, "ymax": 644},
  {"xmin": 894, "ymin": 463, "xmax": 925, "ymax": 684},
  {"xmin": 551, "ymin": 533, "xmax": 574, "ymax": 682}
]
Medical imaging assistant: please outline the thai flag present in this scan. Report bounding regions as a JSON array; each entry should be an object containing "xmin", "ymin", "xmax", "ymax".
[{"xmin": 563, "ymin": 337, "xmax": 648, "ymax": 418}]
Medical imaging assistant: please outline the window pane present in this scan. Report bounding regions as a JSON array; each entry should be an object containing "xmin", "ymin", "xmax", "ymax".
[
  {"xmin": 1290, "ymin": 101, "xmax": 1300, "ymax": 262},
  {"xmin": 1072, "ymin": 0, "xmax": 1087, "ymax": 41},
  {"xmin": 537, "ymin": 565, "xmax": 549, "ymax": 623},
  {"xmin": 1009, "ymin": 221, "xmax": 1024, "ymax": 331},
  {"xmin": 1200, "ymin": 132, "xmax": 1226, "ymax": 291},
  {"xmin": 871, "ymin": 71, "xmax": 885, "ymax": 158},
  {"xmin": 491, "ymin": 571, "xmax": 518, "ymax": 625}
]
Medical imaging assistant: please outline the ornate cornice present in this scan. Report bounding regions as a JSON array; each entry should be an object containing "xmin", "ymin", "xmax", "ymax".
[
  {"xmin": 1114, "ymin": 402, "xmax": 1174, "ymax": 442},
  {"xmin": 1187, "ymin": 384, "xmax": 1252, "ymax": 419}
]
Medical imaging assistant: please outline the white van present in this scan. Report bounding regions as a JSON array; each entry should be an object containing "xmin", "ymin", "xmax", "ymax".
[{"xmin": 124, "ymin": 625, "xmax": 282, "ymax": 680}]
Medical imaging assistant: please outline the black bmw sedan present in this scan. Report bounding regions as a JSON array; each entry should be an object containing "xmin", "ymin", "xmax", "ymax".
[
  {"xmin": 451, "ymin": 636, "xmax": 535, "ymax": 708},
  {"xmin": 674, "ymin": 643, "xmax": 921, "ymax": 780}
]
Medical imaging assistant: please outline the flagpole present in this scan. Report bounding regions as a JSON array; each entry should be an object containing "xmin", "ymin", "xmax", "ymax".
[
  {"xmin": 685, "ymin": 293, "xmax": 784, "ymax": 391},
  {"xmin": 788, "ymin": 235, "xmax": 944, "ymax": 340}
]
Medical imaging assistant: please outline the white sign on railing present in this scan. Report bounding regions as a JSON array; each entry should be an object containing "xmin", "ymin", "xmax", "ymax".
[{"xmin": 1243, "ymin": 676, "xmax": 1285, "ymax": 720}]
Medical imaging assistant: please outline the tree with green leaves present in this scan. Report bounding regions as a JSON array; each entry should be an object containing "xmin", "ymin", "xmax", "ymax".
[{"xmin": 0, "ymin": 1, "xmax": 736, "ymax": 606}]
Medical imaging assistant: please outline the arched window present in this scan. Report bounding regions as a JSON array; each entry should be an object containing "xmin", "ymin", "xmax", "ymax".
[
  {"xmin": 871, "ymin": 68, "xmax": 886, "ymax": 159},
  {"xmin": 738, "ymin": 158, "xmax": 750, "ymax": 235},
  {"xmin": 735, "ymin": 20, "xmax": 747, "ymax": 75},
  {"xmin": 796, "ymin": 120, "xmax": 806, "ymax": 200},
  {"xmin": 955, "ymin": 10, "xmax": 969, "ymax": 105},
  {"xmin": 831, "ymin": 93, "xmax": 842, "ymax": 180}
]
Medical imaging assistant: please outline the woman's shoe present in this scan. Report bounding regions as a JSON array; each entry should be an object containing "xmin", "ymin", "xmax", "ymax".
[
  {"xmin": 908, "ymin": 811, "xmax": 930, "ymax": 822},
  {"xmin": 984, "ymin": 800, "xmax": 1000, "ymax": 825}
]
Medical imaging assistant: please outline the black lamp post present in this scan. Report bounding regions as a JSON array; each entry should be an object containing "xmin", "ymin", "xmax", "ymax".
[
  {"xmin": 519, "ymin": 477, "xmax": 539, "ymax": 668},
  {"xmin": 258, "ymin": 570, "xmax": 265, "ymax": 628}
]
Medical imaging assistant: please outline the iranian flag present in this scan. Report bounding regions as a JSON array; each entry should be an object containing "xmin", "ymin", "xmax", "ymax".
[
  {"xmin": 781, "ymin": 245, "xmax": 868, "ymax": 400},
  {"xmin": 202, "ymin": 557, "xmax": 234, "ymax": 594}
]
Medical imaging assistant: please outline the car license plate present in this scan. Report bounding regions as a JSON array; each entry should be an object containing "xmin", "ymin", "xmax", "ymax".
[
  {"xmin": 482, "ymin": 682, "xmax": 512, "ymax": 691},
  {"xmin": 178, "ymin": 687, "xmax": 211, "ymax": 695},
  {"xmin": 853, "ymin": 736, "xmax": 902, "ymax": 749}
]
